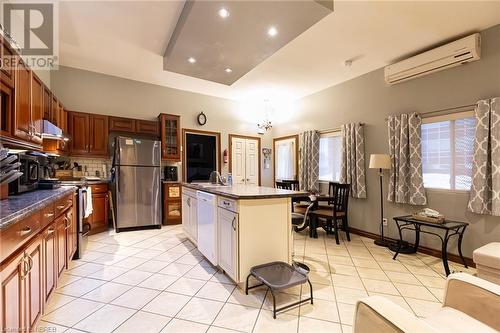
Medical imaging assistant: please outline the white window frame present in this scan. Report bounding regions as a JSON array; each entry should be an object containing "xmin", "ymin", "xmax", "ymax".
[
  {"xmin": 318, "ymin": 130, "xmax": 342, "ymax": 183},
  {"xmin": 421, "ymin": 110, "xmax": 475, "ymax": 192},
  {"xmin": 273, "ymin": 135, "xmax": 298, "ymax": 182}
]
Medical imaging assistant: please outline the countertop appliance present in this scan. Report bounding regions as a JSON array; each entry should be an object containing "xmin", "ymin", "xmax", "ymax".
[
  {"xmin": 39, "ymin": 178, "xmax": 61, "ymax": 190},
  {"xmin": 113, "ymin": 136, "xmax": 161, "ymax": 231},
  {"xmin": 164, "ymin": 165, "xmax": 178, "ymax": 182},
  {"xmin": 8, "ymin": 154, "xmax": 40, "ymax": 194},
  {"xmin": 197, "ymin": 190, "xmax": 218, "ymax": 265}
]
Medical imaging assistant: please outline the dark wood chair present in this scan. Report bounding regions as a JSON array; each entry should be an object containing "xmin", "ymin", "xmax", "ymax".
[
  {"xmin": 276, "ymin": 181, "xmax": 292, "ymax": 190},
  {"xmin": 311, "ymin": 183, "xmax": 351, "ymax": 244},
  {"xmin": 282, "ymin": 180, "xmax": 300, "ymax": 191}
]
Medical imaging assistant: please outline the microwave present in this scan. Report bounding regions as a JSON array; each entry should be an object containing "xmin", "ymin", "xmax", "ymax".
[{"xmin": 9, "ymin": 154, "xmax": 40, "ymax": 194}]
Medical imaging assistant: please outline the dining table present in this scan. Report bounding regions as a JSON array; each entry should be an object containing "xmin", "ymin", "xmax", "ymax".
[{"xmin": 293, "ymin": 194, "xmax": 335, "ymax": 239}]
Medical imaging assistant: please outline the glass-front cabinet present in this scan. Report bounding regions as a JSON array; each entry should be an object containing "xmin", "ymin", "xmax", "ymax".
[{"xmin": 159, "ymin": 113, "xmax": 181, "ymax": 161}]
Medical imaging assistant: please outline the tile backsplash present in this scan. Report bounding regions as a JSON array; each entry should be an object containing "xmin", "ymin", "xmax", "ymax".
[{"xmin": 69, "ymin": 158, "xmax": 112, "ymax": 178}]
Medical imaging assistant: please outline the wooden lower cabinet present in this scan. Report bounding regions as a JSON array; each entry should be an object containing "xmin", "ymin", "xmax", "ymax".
[
  {"xmin": 56, "ymin": 215, "xmax": 67, "ymax": 278},
  {"xmin": 24, "ymin": 237, "xmax": 43, "ymax": 331},
  {"xmin": 0, "ymin": 194, "xmax": 76, "ymax": 331},
  {"xmin": 163, "ymin": 183, "xmax": 182, "ymax": 225},
  {"xmin": 0, "ymin": 251, "xmax": 24, "ymax": 331},
  {"xmin": 42, "ymin": 223, "xmax": 57, "ymax": 303},
  {"xmin": 85, "ymin": 184, "xmax": 109, "ymax": 235}
]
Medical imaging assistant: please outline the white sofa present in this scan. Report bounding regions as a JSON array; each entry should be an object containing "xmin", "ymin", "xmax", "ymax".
[
  {"xmin": 353, "ymin": 273, "xmax": 500, "ymax": 333},
  {"xmin": 473, "ymin": 242, "xmax": 500, "ymax": 284}
]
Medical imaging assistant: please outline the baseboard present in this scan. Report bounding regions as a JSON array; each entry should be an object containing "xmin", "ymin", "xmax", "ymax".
[{"xmin": 348, "ymin": 227, "xmax": 476, "ymax": 268}]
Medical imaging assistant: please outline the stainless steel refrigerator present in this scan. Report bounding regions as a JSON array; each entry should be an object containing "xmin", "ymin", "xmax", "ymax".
[{"xmin": 113, "ymin": 136, "xmax": 161, "ymax": 231}]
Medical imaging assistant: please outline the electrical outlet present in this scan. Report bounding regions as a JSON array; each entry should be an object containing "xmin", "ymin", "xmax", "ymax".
[{"xmin": 382, "ymin": 218, "xmax": 388, "ymax": 226}]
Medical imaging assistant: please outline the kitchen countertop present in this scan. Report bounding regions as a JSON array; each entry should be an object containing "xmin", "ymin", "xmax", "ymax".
[
  {"xmin": 0, "ymin": 186, "xmax": 77, "ymax": 230},
  {"xmin": 182, "ymin": 183, "xmax": 307, "ymax": 200}
]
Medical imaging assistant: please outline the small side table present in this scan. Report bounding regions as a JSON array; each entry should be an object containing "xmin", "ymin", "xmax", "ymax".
[{"xmin": 391, "ymin": 215, "xmax": 468, "ymax": 276}]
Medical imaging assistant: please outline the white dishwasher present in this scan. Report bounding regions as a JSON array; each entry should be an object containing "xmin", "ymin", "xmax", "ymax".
[{"xmin": 197, "ymin": 191, "xmax": 218, "ymax": 265}]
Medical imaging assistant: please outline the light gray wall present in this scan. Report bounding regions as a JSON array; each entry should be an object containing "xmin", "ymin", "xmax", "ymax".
[
  {"xmin": 50, "ymin": 66, "xmax": 274, "ymax": 186},
  {"xmin": 273, "ymin": 25, "xmax": 500, "ymax": 258},
  {"xmin": 51, "ymin": 25, "xmax": 500, "ymax": 258}
]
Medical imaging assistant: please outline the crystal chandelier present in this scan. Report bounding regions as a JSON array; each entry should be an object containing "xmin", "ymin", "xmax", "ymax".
[{"xmin": 257, "ymin": 99, "xmax": 273, "ymax": 133}]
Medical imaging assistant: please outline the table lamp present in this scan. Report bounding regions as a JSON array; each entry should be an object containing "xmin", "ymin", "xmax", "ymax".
[{"xmin": 369, "ymin": 154, "xmax": 391, "ymax": 247}]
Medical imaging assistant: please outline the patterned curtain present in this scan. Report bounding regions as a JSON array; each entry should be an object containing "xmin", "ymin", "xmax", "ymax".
[
  {"xmin": 468, "ymin": 97, "xmax": 500, "ymax": 216},
  {"xmin": 387, "ymin": 113, "xmax": 427, "ymax": 205},
  {"xmin": 340, "ymin": 123, "xmax": 366, "ymax": 198},
  {"xmin": 299, "ymin": 130, "xmax": 320, "ymax": 193}
]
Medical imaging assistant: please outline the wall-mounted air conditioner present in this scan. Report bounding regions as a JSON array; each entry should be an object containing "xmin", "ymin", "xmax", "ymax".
[{"xmin": 384, "ymin": 33, "xmax": 481, "ymax": 85}]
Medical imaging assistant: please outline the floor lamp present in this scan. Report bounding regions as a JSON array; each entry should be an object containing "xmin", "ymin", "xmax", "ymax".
[{"xmin": 369, "ymin": 154, "xmax": 391, "ymax": 247}]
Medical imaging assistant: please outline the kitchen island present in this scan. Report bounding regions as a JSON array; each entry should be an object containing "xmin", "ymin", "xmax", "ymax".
[{"xmin": 182, "ymin": 183, "xmax": 305, "ymax": 285}]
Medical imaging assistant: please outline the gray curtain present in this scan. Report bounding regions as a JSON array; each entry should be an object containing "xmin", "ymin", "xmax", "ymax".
[
  {"xmin": 387, "ymin": 113, "xmax": 427, "ymax": 205},
  {"xmin": 468, "ymin": 97, "xmax": 500, "ymax": 215},
  {"xmin": 299, "ymin": 130, "xmax": 320, "ymax": 193},
  {"xmin": 340, "ymin": 123, "xmax": 366, "ymax": 198}
]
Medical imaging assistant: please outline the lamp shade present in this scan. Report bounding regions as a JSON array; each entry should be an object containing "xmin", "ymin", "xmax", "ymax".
[{"xmin": 369, "ymin": 154, "xmax": 391, "ymax": 169}]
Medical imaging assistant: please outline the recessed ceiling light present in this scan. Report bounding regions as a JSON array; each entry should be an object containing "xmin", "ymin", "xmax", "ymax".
[
  {"xmin": 267, "ymin": 26, "xmax": 278, "ymax": 37},
  {"xmin": 188, "ymin": 57, "xmax": 196, "ymax": 64},
  {"xmin": 225, "ymin": 68, "xmax": 232, "ymax": 73},
  {"xmin": 218, "ymin": 8, "xmax": 229, "ymax": 18}
]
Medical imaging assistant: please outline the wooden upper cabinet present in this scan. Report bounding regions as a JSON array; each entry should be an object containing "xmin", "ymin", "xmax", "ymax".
[
  {"xmin": 51, "ymin": 95, "xmax": 59, "ymax": 126},
  {"xmin": 13, "ymin": 58, "xmax": 32, "ymax": 141},
  {"xmin": 42, "ymin": 86, "xmax": 51, "ymax": 120},
  {"xmin": 68, "ymin": 112, "xmax": 89, "ymax": 155},
  {"xmin": 30, "ymin": 74, "xmax": 43, "ymax": 144},
  {"xmin": 89, "ymin": 114, "xmax": 108, "ymax": 156},
  {"xmin": 159, "ymin": 114, "xmax": 181, "ymax": 161},
  {"xmin": 136, "ymin": 119, "xmax": 159, "ymax": 136},
  {"xmin": 109, "ymin": 116, "xmax": 135, "ymax": 132},
  {"xmin": 0, "ymin": 36, "xmax": 15, "ymax": 88},
  {"xmin": 0, "ymin": 80, "xmax": 14, "ymax": 137}
]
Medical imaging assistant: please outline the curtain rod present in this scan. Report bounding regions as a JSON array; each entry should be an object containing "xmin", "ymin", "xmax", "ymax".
[
  {"xmin": 385, "ymin": 103, "xmax": 476, "ymax": 121},
  {"xmin": 319, "ymin": 122, "xmax": 365, "ymax": 134}
]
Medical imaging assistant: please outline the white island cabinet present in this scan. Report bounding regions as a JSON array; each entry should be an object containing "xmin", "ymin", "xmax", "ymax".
[
  {"xmin": 181, "ymin": 187, "xmax": 198, "ymax": 244},
  {"xmin": 182, "ymin": 183, "xmax": 303, "ymax": 285}
]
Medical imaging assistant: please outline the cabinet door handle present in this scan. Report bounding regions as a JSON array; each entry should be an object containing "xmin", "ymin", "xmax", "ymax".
[
  {"xmin": 44, "ymin": 212, "xmax": 55, "ymax": 218},
  {"xmin": 231, "ymin": 217, "xmax": 236, "ymax": 231},
  {"xmin": 19, "ymin": 227, "xmax": 32, "ymax": 236},
  {"xmin": 20, "ymin": 257, "xmax": 29, "ymax": 279},
  {"xmin": 64, "ymin": 217, "xmax": 71, "ymax": 230},
  {"xmin": 57, "ymin": 204, "xmax": 66, "ymax": 209},
  {"xmin": 27, "ymin": 254, "xmax": 33, "ymax": 272}
]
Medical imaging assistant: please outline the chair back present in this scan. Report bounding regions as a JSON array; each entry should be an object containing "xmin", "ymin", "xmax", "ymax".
[
  {"xmin": 331, "ymin": 183, "xmax": 350, "ymax": 214},
  {"xmin": 283, "ymin": 180, "xmax": 299, "ymax": 191},
  {"xmin": 276, "ymin": 181, "xmax": 292, "ymax": 190},
  {"xmin": 328, "ymin": 182, "xmax": 338, "ymax": 205}
]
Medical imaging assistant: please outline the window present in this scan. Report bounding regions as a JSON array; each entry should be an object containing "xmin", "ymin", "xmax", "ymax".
[
  {"xmin": 421, "ymin": 112, "xmax": 476, "ymax": 190},
  {"xmin": 319, "ymin": 132, "xmax": 342, "ymax": 182},
  {"xmin": 274, "ymin": 136, "xmax": 297, "ymax": 181}
]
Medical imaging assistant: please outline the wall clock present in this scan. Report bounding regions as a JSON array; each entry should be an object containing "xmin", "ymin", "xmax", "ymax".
[{"xmin": 197, "ymin": 112, "xmax": 207, "ymax": 126}]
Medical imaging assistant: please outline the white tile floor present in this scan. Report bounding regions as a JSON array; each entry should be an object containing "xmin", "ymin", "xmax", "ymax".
[{"xmin": 39, "ymin": 225, "xmax": 476, "ymax": 333}]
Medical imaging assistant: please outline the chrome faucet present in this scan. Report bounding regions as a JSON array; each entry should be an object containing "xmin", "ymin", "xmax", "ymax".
[{"xmin": 209, "ymin": 171, "xmax": 226, "ymax": 185}]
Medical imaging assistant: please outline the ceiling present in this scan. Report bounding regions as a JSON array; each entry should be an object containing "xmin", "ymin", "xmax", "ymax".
[
  {"xmin": 163, "ymin": 1, "xmax": 333, "ymax": 85},
  {"xmin": 58, "ymin": 1, "xmax": 500, "ymax": 102}
]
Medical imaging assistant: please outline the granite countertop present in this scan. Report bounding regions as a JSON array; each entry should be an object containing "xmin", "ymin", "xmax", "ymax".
[
  {"xmin": 182, "ymin": 183, "xmax": 307, "ymax": 200},
  {"xmin": 0, "ymin": 186, "xmax": 77, "ymax": 230}
]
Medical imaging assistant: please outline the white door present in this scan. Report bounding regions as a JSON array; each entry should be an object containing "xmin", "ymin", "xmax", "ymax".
[
  {"xmin": 245, "ymin": 138, "xmax": 259, "ymax": 185},
  {"xmin": 231, "ymin": 137, "xmax": 246, "ymax": 184},
  {"xmin": 218, "ymin": 207, "xmax": 238, "ymax": 281},
  {"xmin": 231, "ymin": 136, "xmax": 259, "ymax": 185}
]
